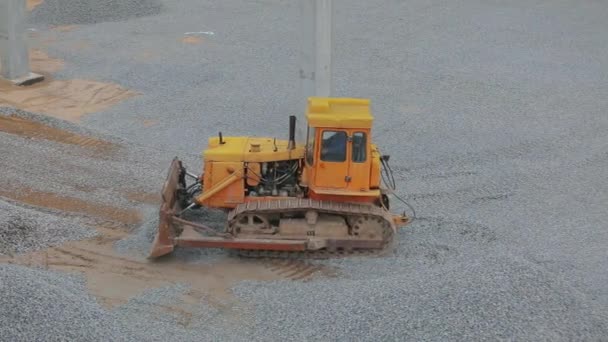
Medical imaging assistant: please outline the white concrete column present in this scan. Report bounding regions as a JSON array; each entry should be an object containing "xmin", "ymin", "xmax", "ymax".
[
  {"xmin": 299, "ymin": 0, "xmax": 316, "ymax": 102},
  {"xmin": 314, "ymin": 0, "xmax": 332, "ymax": 97},
  {"xmin": 299, "ymin": 0, "xmax": 333, "ymax": 99},
  {"xmin": 298, "ymin": 0, "xmax": 333, "ymax": 140},
  {"xmin": 0, "ymin": 0, "xmax": 42, "ymax": 84}
]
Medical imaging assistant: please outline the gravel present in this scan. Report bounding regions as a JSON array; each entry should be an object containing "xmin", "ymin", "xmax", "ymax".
[
  {"xmin": 0, "ymin": 106, "xmax": 198, "ymax": 211},
  {"xmin": 0, "ymin": 264, "xmax": 137, "ymax": 341},
  {"xmin": 110, "ymin": 284, "xmax": 254, "ymax": 341},
  {"xmin": 2, "ymin": 0, "xmax": 605, "ymax": 340},
  {"xmin": 0, "ymin": 263, "xmax": 253, "ymax": 341},
  {"xmin": 233, "ymin": 221, "xmax": 608, "ymax": 341},
  {"xmin": 0, "ymin": 106, "xmax": 123, "ymax": 142},
  {"xmin": 234, "ymin": 254, "xmax": 607, "ymax": 341},
  {"xmin": 0, "ymin": 199, "xmax": 96, "ymax": 255},
  {"xmin": 114, "ymin": 205, "xmax": 230, "ymax": 263},
  {"xmin": 30, "ymin": 0, "xmax": 164, "ymax": 25}
]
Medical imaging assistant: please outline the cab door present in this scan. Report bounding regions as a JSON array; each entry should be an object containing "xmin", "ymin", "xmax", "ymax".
[
  {"xmin": 314, "ymin": 129, "xmax": 349, "ymax": 189},
  {"xmin": 346, "ymin": 130, "xmax": 371, "ymax": 191}
]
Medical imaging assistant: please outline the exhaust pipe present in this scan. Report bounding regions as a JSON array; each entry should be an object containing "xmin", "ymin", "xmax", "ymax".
[{"xmin": 288, "ymin": 115, "xmax": 296, "ymax": 150}]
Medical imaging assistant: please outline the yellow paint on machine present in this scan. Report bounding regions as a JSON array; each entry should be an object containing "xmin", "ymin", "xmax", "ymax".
[
  {"xmin": 204, "ymin": 137, "xmax": 305, "ymax": 163},
  {"xmin": 306, "ymin": 97, "xmax": 373, "ymax": 128}
]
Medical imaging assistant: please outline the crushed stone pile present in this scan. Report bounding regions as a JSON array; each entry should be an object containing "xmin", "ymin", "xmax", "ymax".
[
  {"xmin": 0, "ymin": 199, "xmax": 96, "ymax": 256},
  {"xmin": 0, "ymin": 264, "xmax": 137, "ymax": 341}
]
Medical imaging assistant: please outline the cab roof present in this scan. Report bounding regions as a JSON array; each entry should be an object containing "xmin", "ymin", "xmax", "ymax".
[{"xmin": 305, "ymin": 97, "xmax": 373, "ymax": 129}]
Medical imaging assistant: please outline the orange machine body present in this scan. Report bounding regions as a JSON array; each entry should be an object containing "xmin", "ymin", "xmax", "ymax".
[
  {"xmin": 194, "ymin": 97, "xmax": 384, "ymax": 209},
  {"xmin": 148, "ymin": 97, "xmax": 407, "ymax": 259}
]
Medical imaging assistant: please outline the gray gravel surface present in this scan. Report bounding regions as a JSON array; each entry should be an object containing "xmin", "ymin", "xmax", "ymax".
[
  {"xmin": 234, "ymin": 225, "xmax": 608, "ymax": 340},
  {"xmin": 30, "ymin": 0, "xmax": 164, "ymax": 25},
  {"xmin": 234, "ymin": 254, "xmax": 606, "ymax": 341},
  {"xmin": 0, "ymin": 264, "xmax": 138, "ymax": 341},
  {"xmin": 0, "ymin": 199, "xmax": 96, "ymax": 255},
  {"xmin": 2, "ymin": 0, "xmax": 605, "ymax": 340},
  {"xmin": 0, "ymin": 107, "xmax": 198, "ymax": 210},
  {"xmin": 0, "ymin": 264, "xmax": 262, "ymax": 342}
]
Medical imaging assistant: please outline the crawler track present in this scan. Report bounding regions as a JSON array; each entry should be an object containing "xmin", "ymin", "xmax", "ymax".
[{"xmin": 227, "ymin": 198, "xmax": 396, "ymax": 259}]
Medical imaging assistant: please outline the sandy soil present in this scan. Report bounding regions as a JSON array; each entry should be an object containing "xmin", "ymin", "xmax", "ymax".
[
  {"xmin": 29, "ymin": 49, "xmax": 65, "ymax": 74},
  {"xmin": 0, "ymin": 115, "xmax": 117, "ymax": 153},
  {"xmin": 1, "ymin": 46, "xmax": 136, "ymax": 123},
  {"xmin": 0, "ymin": 78, "xmax": 137, "ymax": 122},
  {"xmin": 51, "ymin": 25, "xmax": 79, "ymax": 32},
  {"xmin": 27, "ymin": 0, "xmax": 44, "ymax": 11},
  {"xmin": 181, "ymin": 36, "xmax": 203, "ymax": 45},
  {"xmin": 0, "ymin": 185, "xmax": 141, "ymax": 226}
]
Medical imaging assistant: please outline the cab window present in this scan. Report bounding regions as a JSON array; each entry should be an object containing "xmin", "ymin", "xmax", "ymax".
[
  {"xmin": 306, "ymin": 127, "xmax": 315, "ymax": 165},
  {"xmin": 352, "ymin": 132, "xmax": 366, "ymax": 162},
  {"xmin": 321, "ymin": 131, "xmax": 347, "ymax": 162}
]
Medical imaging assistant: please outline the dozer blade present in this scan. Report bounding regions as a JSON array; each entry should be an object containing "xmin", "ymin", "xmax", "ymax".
[
  {"xmin": 149, "ymin": 158, "xmax": 309, "ymax": 259},
  {"xmin": 149, "ymin": 158, "xmax": 185, "ymax": 258}
]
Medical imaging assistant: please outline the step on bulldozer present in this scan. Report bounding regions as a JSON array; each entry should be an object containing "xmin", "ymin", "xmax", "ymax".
[{"xmin": 149, "ymin": 97, "xmax": 410, "ymax": 259}]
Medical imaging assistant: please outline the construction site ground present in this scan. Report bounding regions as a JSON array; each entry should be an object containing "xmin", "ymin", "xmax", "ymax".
[{"xmin": 1, "ymin": 0, "xmax": 607, "ymax": 340}]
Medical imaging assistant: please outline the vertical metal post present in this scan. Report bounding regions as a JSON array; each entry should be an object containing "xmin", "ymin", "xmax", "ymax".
[
  {"xmin": 298, "ymin": 0, "xmax": 333, "ymax": 140},
  {"xmin": 0, "ymin": 0, "xmax": 42, "ymax": 84}
]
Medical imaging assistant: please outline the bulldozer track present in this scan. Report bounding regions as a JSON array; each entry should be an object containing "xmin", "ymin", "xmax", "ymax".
[
  {"xmin": 228, "ymin": 198, "xmax": 396, "ymax": 259},
  {"xmin": 262, "ymin": 259, "xmax": 337, "ymax": 282},
  {"xmin": 236, "ymin": 246, "xmax": 393, "ymax": 259}
]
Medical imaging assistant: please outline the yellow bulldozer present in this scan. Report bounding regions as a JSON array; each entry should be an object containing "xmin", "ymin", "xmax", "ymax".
[{"xmin": 149, "ymin": 97, "xmax": 410, "ymax": 259}]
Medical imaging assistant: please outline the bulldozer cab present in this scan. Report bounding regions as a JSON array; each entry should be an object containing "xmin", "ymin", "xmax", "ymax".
[{"xmin": 304, "ymin": 98, "xmax": 379, "ymax": 198}]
